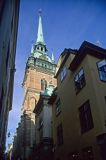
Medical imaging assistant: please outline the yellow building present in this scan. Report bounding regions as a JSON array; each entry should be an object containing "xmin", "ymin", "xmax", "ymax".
[{"xmin": 49, "ymin": 41, "xmax": 106, "ymax": 160}]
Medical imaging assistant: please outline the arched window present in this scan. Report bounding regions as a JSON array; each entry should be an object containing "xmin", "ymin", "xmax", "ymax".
[
  {"xmin": 41, "ymin": 47, "xmax": 43, "ymax": 51},
  {"xmin": 41, "ymin": 79, "xmax": 47, "ymax": 91}
]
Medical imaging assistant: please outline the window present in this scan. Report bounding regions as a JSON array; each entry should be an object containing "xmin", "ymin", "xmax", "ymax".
[
  {"xmin": 55, "ymin": 99, "xmax": 61, "ymax": 116},
  {"xmin": 60, "ymin": 67, "xmax": 67, "ymax": 81},
  {"xmin": 57, "ymin": 123, "xmax": 63, "ymax": 145},
  {"xmin": 42, "ymin": 63, "xmax": 44, "ymax": 67},
  {"xmin": 97, "ymin": 59, "xmax": 106, "ymax": 82},
  {"xmin": 41, "ymin": 79, "xmax": 47, "ymax": 91},
  {"xmin": 74, "ymin": 68, "xmax": 86, "ymax": 93},
  {"xmin": 82, "ymin": 146, "xmax": 94, "ymax": 160},
  {"xmin": 79, "ymin": 100, "xmax": 94, "ymax": 134}
]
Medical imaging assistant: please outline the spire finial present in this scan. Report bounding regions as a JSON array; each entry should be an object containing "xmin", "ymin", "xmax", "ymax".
[
  {"xmin": 51, "ymin": 49, "xmax": 55, "ymax": 63},
  {"xmin": 36, "ymin": 9, "xmax": 45, "ymax": 44},
  {"xmin": 31, "ymin": 41, "xmax": 34, "ymax": 54},
  {"xmin": 38, "ymin": 9, "xmax": 42, "ymax": 16}
]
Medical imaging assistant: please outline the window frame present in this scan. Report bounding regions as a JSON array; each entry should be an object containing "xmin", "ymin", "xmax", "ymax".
[
  {"xmin": 74, "ymin": 68, "xmax": 86, "ymax": 94},
  {"xmin": 79, "ymin": 100, "xmax": 94, "ymax": 134},
  {"xmin": 97, "ymin": 59, "xmax": 106, "ymax": 82},
  {"xmin": 60, "ymin": 67, "xmax": 67, "ymax": 82}
]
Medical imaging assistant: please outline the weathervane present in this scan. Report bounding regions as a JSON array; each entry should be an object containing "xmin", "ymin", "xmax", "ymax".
[{"xmin": 38, "ymin": 9, "xmax": 42, "ymax": 16}]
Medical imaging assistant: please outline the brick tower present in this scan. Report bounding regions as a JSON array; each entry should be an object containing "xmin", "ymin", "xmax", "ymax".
[{"xmin": 21, "ymin": 12, "xmax": 57, "ymax": 159}]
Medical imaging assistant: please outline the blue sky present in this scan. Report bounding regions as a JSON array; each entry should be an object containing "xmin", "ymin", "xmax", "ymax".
[{"xmin": 6, "ymin": 0, "xmax": 106, "ymax": 147}]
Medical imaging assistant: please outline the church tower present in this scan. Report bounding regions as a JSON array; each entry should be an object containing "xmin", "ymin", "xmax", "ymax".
[{"xmin": 21, "ymin": 12, "xmax": 57, "ymax": 159}]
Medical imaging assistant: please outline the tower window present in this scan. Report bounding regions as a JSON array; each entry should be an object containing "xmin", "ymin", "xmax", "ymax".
[
  {"xmin": 42, "ymin": 63, "xmax": 44, "ymax": 67},
  {"xmin": 41, "ymin": 79, "xmax": 47, "ymax": 91},
  {"xmin": 41, "ymin": 47, "xmax": 43, "ymax": 51}
]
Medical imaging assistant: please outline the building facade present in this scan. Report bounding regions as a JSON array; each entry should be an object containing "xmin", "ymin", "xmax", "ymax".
[
  {"xmin": 6, "ymin": 144, "xmax": 13, "ymax": 160},
  {"xmin": 0, "ymin": 0, "xmax": 20, "ymax": 156},
  {"xmin": 32, "ymin": 85, "xmax": 55, "ymax": 160},
  {"xmin": 12, "ymin": 121, "xmax": 23, "ymax": 160},
  {"xmin": 50, "ymin": 41, "xmax": 106, "ymax": 160},
  {"xmin": 12, "ymin": 12, "xmax": 57, "ymax": 160}
]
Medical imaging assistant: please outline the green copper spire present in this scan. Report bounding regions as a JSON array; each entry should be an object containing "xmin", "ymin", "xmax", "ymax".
[
  {"xmin": 51, "ymin": 49, "xmax": 55, "ymax": 62},
  {"xmin": 36, "ymin": 10, "xmax": 45, "ymax": 44},
  {"xmin": 27, "ymin": 11, "xmax": 56, "ymax": 69},
  {"xmin": 31, "ymin": 43, "xmax": 34, "ymax": 54}
]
